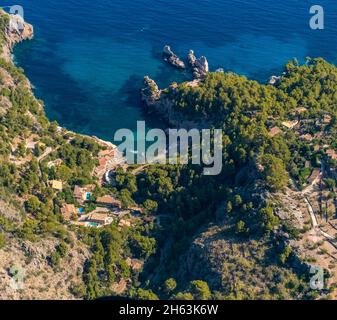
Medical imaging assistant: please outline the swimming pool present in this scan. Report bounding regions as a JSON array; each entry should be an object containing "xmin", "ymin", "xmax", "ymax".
[{"xmin": 88, "ymin": 222, "xmax": 99, "ymax": 228}]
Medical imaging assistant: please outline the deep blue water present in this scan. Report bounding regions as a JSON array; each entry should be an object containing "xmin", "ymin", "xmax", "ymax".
[{"xmin": 2, "ymin": 0, "xmax": 337, "ymax": 141}]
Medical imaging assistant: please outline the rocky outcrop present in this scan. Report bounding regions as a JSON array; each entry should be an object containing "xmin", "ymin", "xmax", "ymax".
[
  {"xmin": 141, "ymin": 76, "xmax": 208, "ymax": 129},
  {"xmin": 188, "ymin": 50, "xmax": 209, "ymax": 79},
  {"xmin": 270, "ymin": 188, "xmax": 306, "ymax": 230},
  {"xmin": 187, "ymin": 49, "xmax": 197, "ymax": 66},
  {"xmin": 162, "ymin": 45, "xmax": 185, "ymax": 69},
  {"xmin": 268, "ymin": 75, "xmax": 281, "ymax": 86},
  {"xmin": 0, "ymin": 10, "xmax": 34, "ymax": 61},
  {"xmin": 162, "ymin": 46, "xmax": 209, "ymax": 78},
  {"xmin": 141, "ymin": 76, "xmax": 161, "ymax": 108}
]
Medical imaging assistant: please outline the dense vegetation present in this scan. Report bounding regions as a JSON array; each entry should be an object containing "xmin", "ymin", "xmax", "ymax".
[
  {"xmin": 1, "ymin": 11, "xmax": 337, "ymax": 299},
  {"xmin": 108, "ymin": 58, "xmax": 337, "ymax": 299},
  {"xmin": 0, "ymin": 11, "xmax": 165, "ymax": 300}
]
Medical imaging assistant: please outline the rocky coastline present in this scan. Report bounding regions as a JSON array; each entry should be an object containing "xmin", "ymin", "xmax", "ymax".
[
  {"xmin": 141, "ymin": 75, "xmax": 208, "ymax": 130},
  {"xmin": 142, "ymin": 46, "xmax": 211, "ymax": 128},
  {"xmin": 0, "ymin": 9, "xmax": 34, "ymax": 61},
  {"xmin": 0, "ymin": 10, "xmax": 119, "ymax": 151}
]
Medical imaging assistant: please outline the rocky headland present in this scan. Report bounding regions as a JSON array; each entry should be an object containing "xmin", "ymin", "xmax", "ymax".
[
  {"xmin": 0, "ymin": 9, "xmax": 34, "ymax": 61},
  {"xmin": 143, "ymin": 47, "xmax": 211, "ymax": 127},
  {"xmin": 141, "ymin": 75, "xmax": 209, "ymax": 129}
]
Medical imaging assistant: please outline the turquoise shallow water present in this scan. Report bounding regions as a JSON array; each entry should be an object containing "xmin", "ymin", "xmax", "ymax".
[{"xmin": 3, "ymin": 0, "xmax": 337, "ymax": 141}]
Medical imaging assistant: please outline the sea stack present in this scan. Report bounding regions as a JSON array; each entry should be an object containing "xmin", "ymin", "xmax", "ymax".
[
  {"xmin": 188, "ymin": 50, "xmax": 209, "ymax": 79},
  {"xmin": 162, "ymin": 45, "xmax": 186, "ymax": 69},
  {"xmin": 141, "ymin": 76, "xmax": 161, "ymax": 108},
  {"xmin": 188, "ymin": 50, "xmax": 197, "ymax": 66}
]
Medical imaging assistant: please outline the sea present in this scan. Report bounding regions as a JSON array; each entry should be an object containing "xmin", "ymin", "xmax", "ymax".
[{"xmin": 2, "ymin": 0, "xmax": 337, "ymax": 141}]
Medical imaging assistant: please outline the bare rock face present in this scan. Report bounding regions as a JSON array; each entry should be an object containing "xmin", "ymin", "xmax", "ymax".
[
  {"xmin": 269, "ymin": 187, "xmax": 305, "ymax": 230},
  {"xmin": 188, "ymin": 50, "xmax": 209, "ymax": 79},
  {"xmin": 162, "ymin": 45, "xmax": 186, "ymax": 69}
]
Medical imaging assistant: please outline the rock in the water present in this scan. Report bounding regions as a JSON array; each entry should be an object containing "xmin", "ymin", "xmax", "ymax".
[
  {"xmin": 188, "ymin": 50, "xmax": 197, "ymax": 66},
  {"xmin": 188, "ymin": 50, "xmax": 209, "ymax": 79},
  {"xmin": 141, "ymin": 76, "xmax": 161, "ymax": 107},
  {"xmin": 163, "ymin": 45, "xmax": 174, "ymax": 56},
  {"xmin": 268, "ymin": 75, "xmax": 281, "ymax": 85},
  {"xmin": 162, "ymin": 45, "xmax": 186, "ymax": 69}
]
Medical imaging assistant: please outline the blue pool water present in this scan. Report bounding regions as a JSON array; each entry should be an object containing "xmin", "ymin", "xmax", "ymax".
[
  {"xmin": 4, "ymin": 0, "xmax": 337, "ymax": 141},
  {"xmin": 88, "ymin": 222, "xmax": 99, "ymax": 228}
]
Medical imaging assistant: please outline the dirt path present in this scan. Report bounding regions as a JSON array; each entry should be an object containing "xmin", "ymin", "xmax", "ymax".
[
  {"xmin": 37, "ymin": 147, "xmax": 53, "ymax": 162},
  {"xmin": 290, "ymin": 176, "xmax": 337, "ymax": 297}
]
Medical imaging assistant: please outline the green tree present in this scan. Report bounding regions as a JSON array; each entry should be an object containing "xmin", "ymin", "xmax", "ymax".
[
  {"xmin": 137, "ymin": 288, "xmax": 159, "ymax": 300},
  {"xmin": 131, "ymin": 233, "xmax": 156, "ymax": 259},
  {"xmin": 25, "ymin": 196, "xmax": 41, "ymax": 214},
  {"xmin": 17, "ymin": 142, "xmax": 26, "ymax": 158},
  {"xmin": 325, "ymin": 178, "xmax": 336, "ymax": 191},
  {"xmin": 280, "ymin": 246, "xmax": 292, "ymax": 265},
  {"xmin": 259, "ymin": 205, "xmax": 279, "ymax": 232},
  {"xmin": 226, "ymin": 201, "xmax": 233, "ymax": 213},
  {"xmin": 190, "ymin": 280, "xmax": 212, "ymax": 300},
  {"xmin": 175, "ymin": 292, "xmax": 194, "ymax": 300},
  {"xmin": 142, "ymin": 199, "xmax": 158, "ymax": 215},
  {"xmin": 262, "ymin": 154, "xmax": 288, "ymax": 191},
  {"xmin": 119, "ymin": 189, "xmax": 136, "ymax": 209},
  {"xmin": 235, "ymin": 220, "xmax": 247, "ymax": 235},
  {"xmin": 57, "ymin": 165, "xmax": 72, "ymax": 182},
  {"xmin": 0, "ymin": 232, "xmax": 6, "ymax": 248},
  {"xmin": 164, "ymin": 278, "xmax": 177, "ymax": 294}
]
